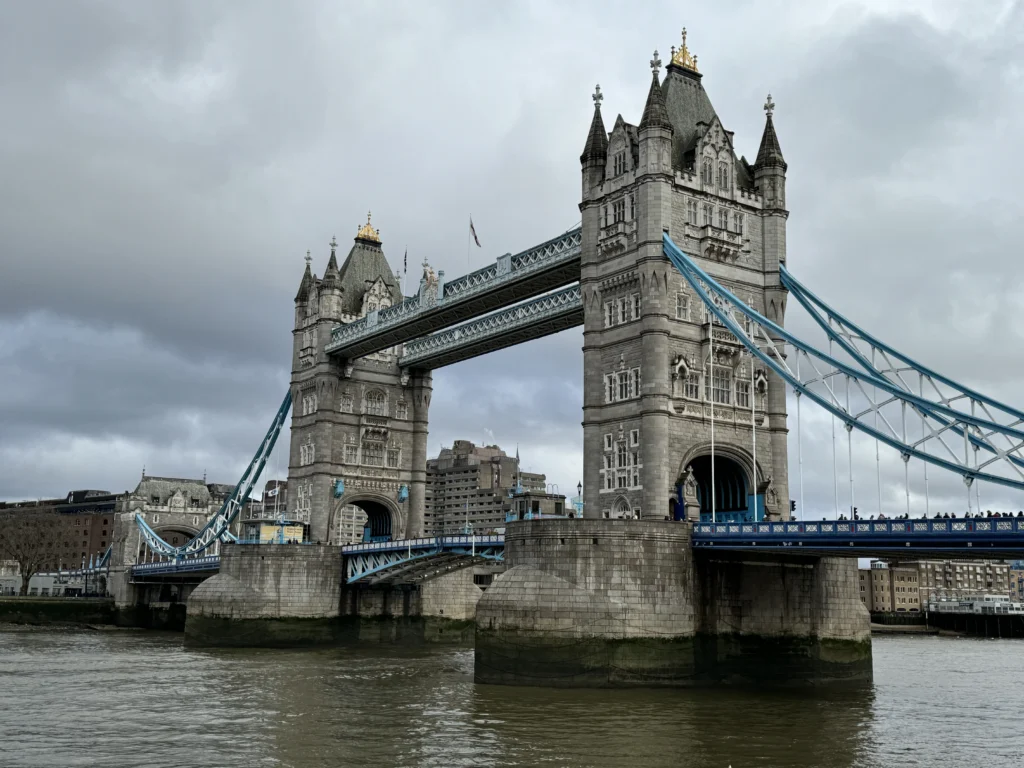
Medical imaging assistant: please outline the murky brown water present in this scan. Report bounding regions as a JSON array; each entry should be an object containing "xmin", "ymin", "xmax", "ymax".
[{"xmin": 0, "ymin": 630, "xmax": 1020, "ymax": 767}]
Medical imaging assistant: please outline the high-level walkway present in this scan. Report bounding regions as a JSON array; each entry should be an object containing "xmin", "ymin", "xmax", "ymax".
[{"xmin": 325, "ymin": 228, "xmax": 581, "ymax": 360}]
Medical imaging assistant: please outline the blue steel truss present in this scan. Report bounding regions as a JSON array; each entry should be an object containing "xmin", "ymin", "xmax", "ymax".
[
  {"xmin": 692, "ymin": 517, "xmax": 1024, "ymax": 557},
  {"xmin": 663, "ymin": 234, "xmax": 1024, "ymax": 494},
  {"xmin": 342, "ymin": 535, "xmax": 504, "ymax": 585},
  {"xmin": 326, "ymin": 227, "xmax": 582, "ymax": 358},
  {"xmin": 131, "ymin": 555, "xmax": 221, "ymax": 579},
  {"xmin": 134, "ymin": 391, "xmax": 292, "ymax": 559},
  {"xmin": 781, "ymin": 264, "xmax": 1024, "ymax": 472},
  {"xmin": 400, "ymin": 285, "xmax": 582, "ymax": 369}
]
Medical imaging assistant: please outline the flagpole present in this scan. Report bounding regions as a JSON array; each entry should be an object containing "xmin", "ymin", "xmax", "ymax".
[{"xmin": 467, "ymin": 215, "xmax": 471, "ymax": 270}]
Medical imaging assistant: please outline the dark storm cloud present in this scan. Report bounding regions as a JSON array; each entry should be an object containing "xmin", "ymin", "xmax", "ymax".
[{"xmin": 1, "ymin": 1, "xmax": 1021, "ymax": 512}]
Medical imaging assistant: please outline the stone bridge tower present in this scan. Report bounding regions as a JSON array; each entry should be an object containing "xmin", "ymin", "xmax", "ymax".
[
  {"xmin": 579, "ymin": 35, "xmax": 791, "ymax": 524},
  {"xmin": 289, "ymin": 215, "xmax": 431, "ymax": 543}
]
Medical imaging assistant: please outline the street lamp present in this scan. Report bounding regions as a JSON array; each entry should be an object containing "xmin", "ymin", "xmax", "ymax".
[{"xmin": 577, "ymin": 481, "xmax": 582, "ymax": 498}]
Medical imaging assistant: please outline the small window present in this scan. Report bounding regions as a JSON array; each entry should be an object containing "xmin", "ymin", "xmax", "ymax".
[
  {"xmin": 736, "ymin": 379, "xmax": 751, "ymax": 408},
  {"xmin": 733, "ymin": 212, "xmax": 744, "ymax": 235},
  {"xmin": 604, "ymin": 434, "xmax": 613, "ymax": 451},
  {"xmin": 718, "ymin": 161, "xmax": 730, "ymax": 191},
  {"xmin": 630, "ymin": 429, "xmax": 639, "ymax": 446},
  {"xmin": 703, "ymin": 204, "xmax": 713, "ymax": 226},
  {"xmin": 618, "ymin": 372, "xmax": 629, "ymax": 401},
  {"xmin": 605, "ymin": 374, "xmax": 615, "ymax": 403},
  {"xmin": 605, "ymin": 302, "xmax": 615, "ymax": 328},
  {"xmin": 613, "ymin": 199, "xmax": 626, "ymax": 223},
  {"xmin": 687, "ymin": 199, "xmax": 698, "ymax": 225},
  {"xmin": 702, "ymin": 158, "xmax": 713, "ymax": 186},
  {"xmin": 345, "ymin": 444, "xmax": 358, "ymax": 464},
  {"xmin": 387, "ymin": 449, "xmax": 400, "ymax": 469},
  {"xmin": 340, "ymin": 392, "xmax": 353, "ymax": 413},
  {"xmin": 628, "ymin": 194, "xmax": 634, "ymax": 220},
  {"xmin": 396, "ymin": 402, "xmax": 408, "ymax": 420},
  {"xmin": 718, "ymin": 208, "xmax": 728, "ymax": 230},
  {"xmin": 676, "ymin": 293, "xmax": 690, "ymax": 321},
  {"xmin": 618, "ymin": 297, "xmax": 629, "ymax": 323},
  {"xmin": 630, "ymin": 368, "xmax": 641, "ymax": 398},
  {"xmin": 365, "ymin": 390, "xmax": 387, "ymax": 417},
  {"xmin": 632, "ymin": 294, "xmax": 641, "ymax": 318}
]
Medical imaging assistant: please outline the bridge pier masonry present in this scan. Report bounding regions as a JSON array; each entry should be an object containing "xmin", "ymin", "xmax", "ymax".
[{"xmin": 476, "ymin": 40, "xmax": 871, "ymax": 687}]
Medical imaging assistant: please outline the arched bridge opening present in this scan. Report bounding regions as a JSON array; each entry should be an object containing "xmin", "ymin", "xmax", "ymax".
[{"xmin": 684, "ymin": 455, "xmax": 758, "ymax": 524}]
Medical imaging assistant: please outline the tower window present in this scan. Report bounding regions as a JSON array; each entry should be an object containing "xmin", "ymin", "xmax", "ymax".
[
  {"xmin": 718, "ymin": 208, "xmax": 728, "ymax": 230},
  {"xmin": 613, "ymin": 199, "xmax": 626, "ymax": 223},
  {"xmin": 629, "ymin": 194, "xmax": 635, "ymax": 220},
  {"xmin": 362, "ymin": 441, "xmax": 384, "ymax": 467},
  {"xmin": 703, "ymin": 204, "xmax": 713, "ymax": 226},
  {"xmin": 676, "ymin": 292, "xmax": 690, "ymax": 321},
  {"xmin": 605, "ymin": 302, "xmax": 615, "ymax": 328},
  {"xmin": 733, "ymin": 212, "xmax": 744, "ymax": 235},
  {"xmin": 632, "ymin": 293, "xmax": 641, "ymax": 318},
  {"xmin": 687, "ymin": 199, "xmax": 698, "ymax": 225},
  {"xmin": 604, "ymin": 434, "xmax": 613, "ymax": 450},
  {"xmin": 396, "ymin": 402, "xmax": 408, "ymax": 420},
  {"xmin": 340, "ymin": 392, "xmax": 353, "ymax": 413},
  {"xmin": 613, "ymin": 151, "xmax": 626, "ymax": 176},
  {"xmin": 718, "ymin": 161, "xmax": 730, "ymax": 191},
  {"xmin": 365, "ymin": 390, "xmax": 387, "ymax": 417},
  {"xmin": 618, "ymin": 297, "xmax": 629, "ymax": 323},
  {"xmin": 702, "ymin": 158, "xmax": 713, "ymax": 186}
]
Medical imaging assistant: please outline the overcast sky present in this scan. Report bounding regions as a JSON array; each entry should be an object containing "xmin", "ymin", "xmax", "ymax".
[{"xmin": 2, "ymin": 0, "xmax": 1023, "ymax": 518}]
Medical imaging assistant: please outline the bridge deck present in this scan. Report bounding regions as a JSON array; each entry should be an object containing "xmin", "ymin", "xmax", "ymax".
[{"xmin": 692, "ymin": 518, "xmax": 1024, "ymax": 558}]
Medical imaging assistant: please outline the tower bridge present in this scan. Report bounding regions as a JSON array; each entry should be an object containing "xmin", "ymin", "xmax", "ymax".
[{"xmin": 109, "ymin": 29, "xmax": 1024, "ymax": 687}]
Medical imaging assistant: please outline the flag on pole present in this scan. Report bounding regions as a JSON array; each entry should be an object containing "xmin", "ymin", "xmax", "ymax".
[
  {"xmin": 403, "ymin": 247, "xmax": 407, "ymax": 275},
  {"xmin": 469, "ymin": 217, "xmax": 481, "ymax": 248}
]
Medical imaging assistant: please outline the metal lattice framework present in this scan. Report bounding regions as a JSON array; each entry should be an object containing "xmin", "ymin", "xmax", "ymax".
[
  {"xmin": 325, "ymin": 227, "xmax": 582, "ymax": 359},
  {"xmin": 400, "ymin": 285, "xmax": 582, "ymax": 369},
  {"xmin": 134, "ymin": 391, "xmax": 292, "ymax": 559},
  {"xmin": 663, "ymin": 234, "xmax": 1024, "ymax": 501},
  {"xmin": 342, "ymin": 536, "xmax": 504, "ymax": 585}
]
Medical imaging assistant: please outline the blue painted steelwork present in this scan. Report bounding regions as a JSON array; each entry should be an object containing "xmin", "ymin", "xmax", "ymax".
[
  {"xmin": 781, "ymin": 264, "xmax": 1024, "ymax": 471},
  {"xmin": 399, "ymin": 284, "xmax": 582, "ymax": 369},
  {"xmin": 134, "ymin": 391, "xmax": 292, "ymax": 559},
  {"xmin": 692, "ymin": 518, "xmax": 1024, "ymax": 556},
  {"xmin": 342, "ymin": 535, "xmax": 504, "ymax": 584},
  {"xmin": 326, "ymin": 228, "xmax": 582, "ymax": 359},
  {"xmin": 663, "ymin": 234, "xmax": 1024, "ymax": 492},
  {"xmin": 131, "ymin": 555, "xmax": 221, "ymax": 578}
]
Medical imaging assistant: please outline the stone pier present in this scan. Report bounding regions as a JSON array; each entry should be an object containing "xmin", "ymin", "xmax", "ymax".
[{"xmin": 475, "ymin": 519, "xmax": 871, "ymax": 687}]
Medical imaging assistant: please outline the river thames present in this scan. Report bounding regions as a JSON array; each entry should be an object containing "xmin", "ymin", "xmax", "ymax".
[{"xmin": 0, "ymin": 630, "xmax": 1020, "ymax": 768}]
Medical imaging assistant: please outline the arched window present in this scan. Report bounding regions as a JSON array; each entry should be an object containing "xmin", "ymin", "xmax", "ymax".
[
  {"xmin": 718, "ymin": 161, "xmax": 730, "ymax": 191},
  {"xmin": 365, "ymin": 390, "xmax": 387, "ymax": 417},
  {"xmin": 702, "ymin": 158, "xmax": 713, "ymax": 186},
  {"xmin": 614, "ymin": 499, "xmax": 632, "ymax": 519},
  {"xmin": 340, "ymin": 392, "xmax": 353, "ymax": 413}
]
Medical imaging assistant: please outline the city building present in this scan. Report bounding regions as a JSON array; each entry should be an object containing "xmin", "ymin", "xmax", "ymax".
[
  {"xmin": 0, "ymin": 490, "xmax": 118, "ymax": 571},
  {"xmin": 1010, "ymin": 561, "xmax": 1024, "ymax": 601},
  {"xmin": 858, "ymin": 561, "xmax": 921, "ymax": 612},
  {"xmin": 335, "ymin": 504, "xmax": 368, "ymax": 545},
  {"xmin": 424, "ymin": 440, "xmax": 547, "ymax": 534},
  {"xmin": 914, "ymin": 559, "xmax": 1010, "ymax": 603},
  {"xmin": 507, "ymin": 489, "xmax": 567, "ymax": 521}
]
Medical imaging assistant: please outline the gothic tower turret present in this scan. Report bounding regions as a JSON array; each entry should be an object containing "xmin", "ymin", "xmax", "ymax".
[{"xmin": 580, "ymin": 85, "xmax": 608, "ymax": 200}]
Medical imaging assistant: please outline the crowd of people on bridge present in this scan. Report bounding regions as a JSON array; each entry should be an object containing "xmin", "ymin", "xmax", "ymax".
[{"xmin": 833, "ymin": 510, "xmax": 1024, "ymax": 521}]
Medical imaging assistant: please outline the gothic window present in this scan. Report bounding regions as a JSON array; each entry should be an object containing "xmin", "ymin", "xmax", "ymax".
[
  {"xmin": 613, "ymin": 151, "xmax": 626, "ymax": 176},
  {"xmin": 733, "ymin": 212, "xmax": 744, "ymax": 235},
  {"xmin": 706, "ymin": 366, "xmax": 732, "ymax": 405},
  {"xmin": 618, "ymin": 297, "xmax": 629, "ymax": 323},
  {"xmin": 386, "ymin": 449, "xmax": 400, "ymax": 469},
  {"xmin": 299, "ymin": 440, "xmax": 315, "ymax": 466},
  {"xmin": 718, "ymin": 161, "xmax": 730, "ymax": 191},
  {"xmin": 344, "ymin": 444, "xmax": 358, "ymax": 464},
  {"xmin": 365, "ymin": 390, "xmax": 387, "ymax": 417},
  {"xmin": 630, "ymin": 368, "xmax": 641, "ymax": 398},
  {"xmin": 676, "ymin": 292, "xmax": 690, "ymax": 321},
  {"xmin": 617, "ymin": 441, "xmax": 628, "ymax": 468},
  {"xmin": 301, "ymin": 392, "xmax": 318, "ymax": 416},
  {"xmin": 616, "ymin": 471, "xmax": 628, "ymax": 489},
  {"xmin": 687, "ymin": 199, "xmax": 698, "ymax": 225},
  {"xmin": 630, "ymin": 429, "xmax": 639, "ymax": 447},
  {"xmin": 618, "ymin": 372, "xmax": 630, "ymax": 401},
  {"xmin": 613, "ymin": 199, "xmax": 626, "ymax": 223},
  {"xmin": 605, "ymin": 374, "xmax": 615, "ymax": 403},
  {"xmin": 736, "ymin": 379, "xmax": 751, "ymax": 409},
  {"xmin": 605, "ymin": 474, "xmax": 614, "ymax": 490},
  {"xmin": 702, "ymin": 158, "xmax": 713, "ymax": 186},
  {"xmin": 718, "ymin": 208, "xmax": 728, "ymax": 230},
  {"xmin": 603, "ymin": 206, "xmax": 609, "ymax": 227},
  {"xmin": 396, "ymin": 402, "xmax": 408, "ymax": 420},
  {"xmin": 684, "ymin": 370, "xmax": 701, "ymax": 400},
  {"xmin": 702, "ymin": 204, "xmax": 713, "ymax": 226},
  {"xmin": 604, "ymin": 434, "xmax": 613, "ymax": 451},
  {"xmin": 362, "ymin": 441, "xmax": 384, "ymax": 467},
  {"xmin": 368, "ymin": 301, "xmax": 378, "ymax": 313},
  {"xmin": 605, "ymin": 302, "xmax": 615, "ymax": 327},
  {"xmin": 603, "ymin": 455, "xmax": 612, "ymax": 470},
  {"xmin": 340, "ymin": 392, "xmax": 353, "ymax": 413},
  {"xmin": 632, "ymin": 293, "xmax": 641, "ymax": 318},
  {"xmin": 629, "ymin": 194, "xmax": 635, "ymax": 219}
]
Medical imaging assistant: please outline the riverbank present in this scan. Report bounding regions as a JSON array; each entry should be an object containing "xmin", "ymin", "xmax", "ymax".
[
  {"xmin": 871, "ymin": 623, "xmax": 939, "ymax": 635},
  {"xmin": 0, "ymin": 597, "xmax": 185, "ymax": 630}
]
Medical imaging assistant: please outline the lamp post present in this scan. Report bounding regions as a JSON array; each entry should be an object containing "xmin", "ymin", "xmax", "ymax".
[{"xmin": 576, "ymin": 481, "xmax": 583, "ymax": 518}]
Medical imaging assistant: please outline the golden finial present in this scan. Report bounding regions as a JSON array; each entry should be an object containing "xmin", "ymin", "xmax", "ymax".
[
  {"xmin": 671, "ymin": 27, "xmax": 699, "ymax": 72},
  {"xmin": 355, "ymin": 210, "xmax": 381, "ymax": 243}
]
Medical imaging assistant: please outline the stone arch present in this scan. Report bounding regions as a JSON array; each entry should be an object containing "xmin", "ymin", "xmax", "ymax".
[
  {"xmin": 676, "ymin": 443, "xmax": 765, "ymax": 523},
  {"xmin": 329, "ymin": 492, "xmax": 404, "ymax": 544},
  {"xmin": 611, "ymin": 496, "xmax": 633, "ymax": 520}
]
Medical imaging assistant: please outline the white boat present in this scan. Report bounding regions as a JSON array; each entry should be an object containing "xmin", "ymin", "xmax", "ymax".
[{"xmin": 927, "ymin": 594, "xmax": 1024, "ymax": 615}]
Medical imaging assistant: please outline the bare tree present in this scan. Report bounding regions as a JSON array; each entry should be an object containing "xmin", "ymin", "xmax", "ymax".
[{"xmin": 0, "ymin": 510, "xmax": 66, "ymax": 595}]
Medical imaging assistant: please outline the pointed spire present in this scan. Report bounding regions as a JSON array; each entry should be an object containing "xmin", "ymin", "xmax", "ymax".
[
  {"xmin": 581, "ymin": 84, "xmax": 609, "ymax": 161},
  {"xmin": 639, "ymin": 54, "xmax": 671, "ymax": 132},
  {"xmin": 755, "ymin": 93, "xmax": 786, "ymax": 170},
  {"xmin": 323, "ymin": 235, "xmax": 341, "ymax": 289},
  {"xmin": 294, "ymin": 254, "xmax": 313, "ymax": 303}
]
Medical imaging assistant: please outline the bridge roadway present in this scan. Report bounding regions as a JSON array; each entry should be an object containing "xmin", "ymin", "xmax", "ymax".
[
  {"xmin": 325, "ymin": 228, "xmax": 581, "ymax": 361},
  {"xmin": 126, "ymin": 521, "xmax": 1024, "ymax": 586}
]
